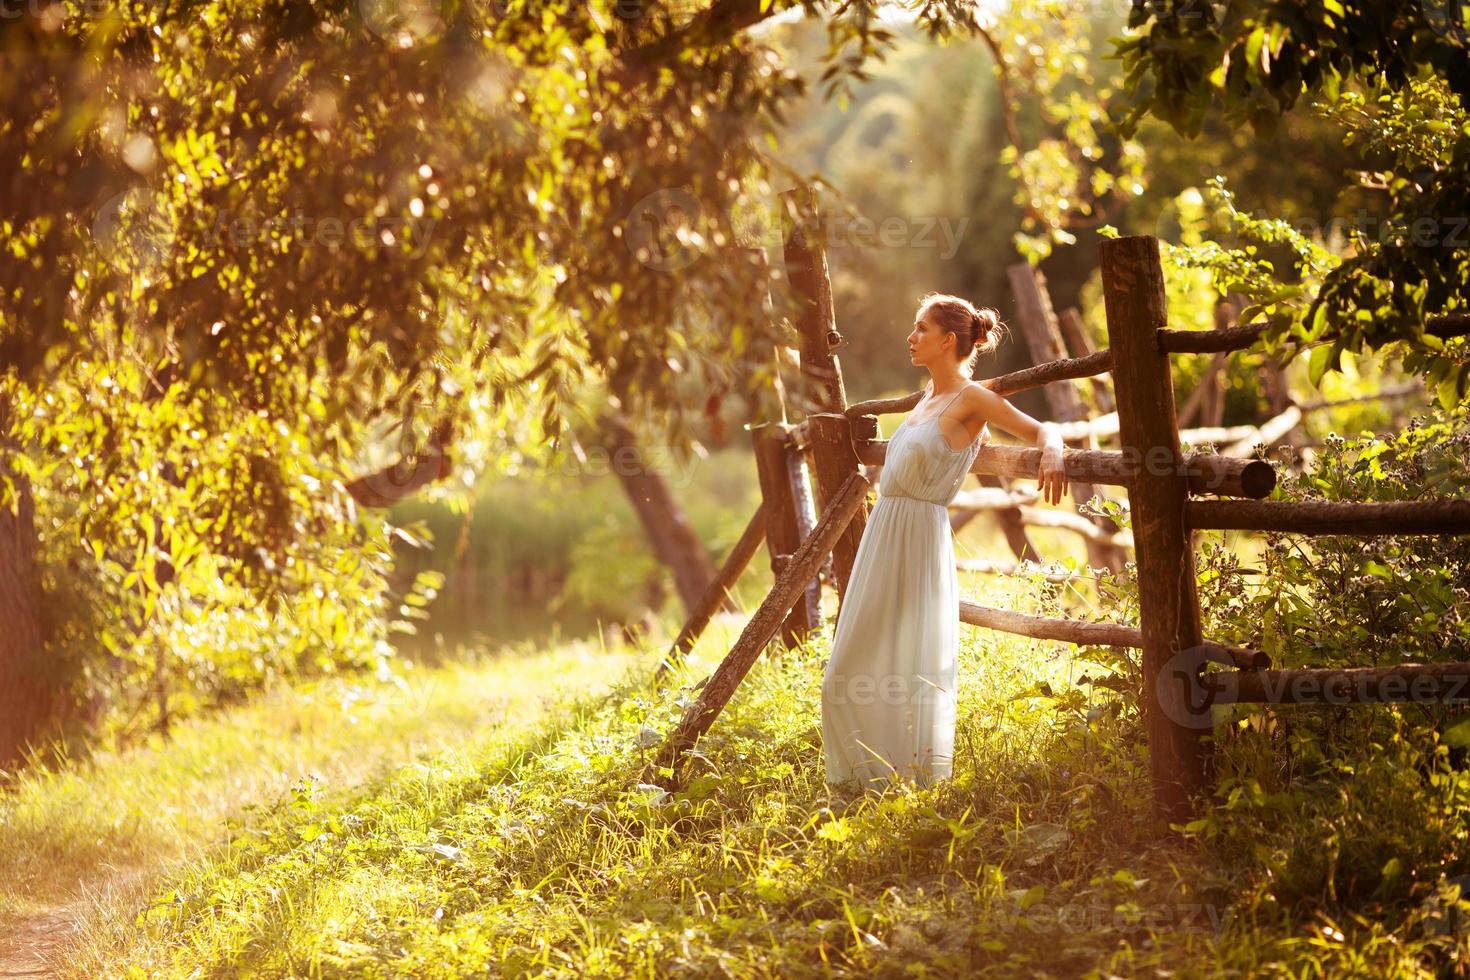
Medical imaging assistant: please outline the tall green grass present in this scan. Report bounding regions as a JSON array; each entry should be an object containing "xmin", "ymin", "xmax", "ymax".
[
  {"xmin": 61, "ymin": 587, "xmax": 1470, "ymax": 977},
  {"xmin": 0, "ymin": 639, "xmax": 645, "ymax": 967}
]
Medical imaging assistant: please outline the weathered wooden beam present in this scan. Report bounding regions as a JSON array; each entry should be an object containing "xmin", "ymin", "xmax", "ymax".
[
  {"xmin": 854, "ymin": 440, "xmax": 1276, "ymax": 499},
  {"xmin": 1057, "ymin": 383, "xmax": 1415, "ymax": 447},
  {"xmin": 845, "ymin": 350, "xmax": 1114, "ymax": 418},
  {"xmin": 1183, "ymin": 453, "xmax": 1278, "ymax": 498},
  {"xmin": 782, "ymin": 189, "xmax": 863, "ymax": 612},
  {"xmin": 653, "ymin": 472, "xmax": 872, "ymax": 785},
  {"xmin": 752, "ymin": 424, "xmax": 816, "ymax": 646},
  {"xmin": 1103, "ymin": 233, "xmax": 1209, "ymax": 823},
  {"xmin": 1008, "ymin": 263, "xmax": 1126, "ymax": 572},
  {"xmin": 1057, "ymin": 307, "xmax": 1115, "ymax": 414},
  {"xmin": 957, "ymin": 601, "xmax": 1267, "ymax": 669},
  {"xmin": 957, "ymin": 558, "xmax": 1079, "ymax": 582},
  {"xmin": 1161, "ymin": 315, "xmax": 1465, "ymax": 355},
  {"xmin": 806, "ymin": 414, "xmax": 868, "ymax": 602},
  {"xmin": 1057, "ymin": 412, "xmax": 1121, "ymax": 441},
  {"xmin": 785, "ymin": 447, "xmax": 821, "ymax": 628},
  {"xmin": 1222, "ymin": 405, "xmax": 1302, "ymax": 458},
  {"xmin": 949, "ymin": 485, "xmax": 1040, "ymax": 511},
  {"xmin": 855, "ymin": 441, "xmax": 1129, "ymax": 486},
  {"xmin": 959, "ymin": 600, "xmax": 1139, "ymax": 647},
  {"xmin": 780, "ymin": 187, "xmax": 846, "ymax": 415},
  {"xmin": 1059, "ymin": 417, "xmax": 1261, "ymax": 448},
  {"xmin": 1178, "ymin": 423, "xmax": 1261, "ymax": 446},
  {"xmin": 970, "ymin": 474, "xmax": 1041, "ymax": 561},
  {"xmin": 1158, "ymin": 321, "xmax": 1270, "ymax": 354},
  {"xmin": 1017, "ymin": 506, "xmax": 1135, "ymax": 549},
  {"xmin": 1208, "ymin": 662, "xmax": 1470, "ymax": 704},
  {"xmin": 656, "ymin": 504, "xmax": 767, "ymax": 680},
  {"xmin": 1187, "ymin": 498, "xmax": 1470, "ymax": 535}
]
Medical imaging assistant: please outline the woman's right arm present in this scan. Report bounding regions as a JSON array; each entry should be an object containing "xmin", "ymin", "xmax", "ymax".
[{"xmin": 971, "ymin": 386, "xmax": 1069, "ymax": 506}]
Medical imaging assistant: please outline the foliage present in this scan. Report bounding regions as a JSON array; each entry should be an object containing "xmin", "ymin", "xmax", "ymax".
[
  {"xmin": 4, "ymin": 347, "xmax": 442, "ymax": 744},
  {"xmin": 1113, "ymin": 0, "xmax": 1470, "ymax": 139},
  {"xmin": 1113, "ymin": 3, "xmax": 1470, "ymax": 395},
  {"xmin": 1198, "ymin": 403, "xmax": 1470, "ymax": 669},
  {"xmin": 979, "ymin": 0, "xmax": 1148, "ymax": 262},
  {"xmin": 1178, "ymin": 404, "xmax": 1470, "ymax": 924},
  {"xmin": 387, "ymin": 441, "xmax": 762, "ymax": 650}
]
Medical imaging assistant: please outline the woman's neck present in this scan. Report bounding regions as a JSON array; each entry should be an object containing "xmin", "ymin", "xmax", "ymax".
[{"xmin": 927, "ymin": 367, "xmax": 968, "ymax": 394}]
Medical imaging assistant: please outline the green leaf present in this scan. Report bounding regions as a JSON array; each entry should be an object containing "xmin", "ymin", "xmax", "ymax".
[
  {"xmin": 1308, "ymin": 343, "xmax": 1340, "ymax": 387},
  {"xmin": 1444, "ymin": 716, "xmax": 1470, "ymax": 749},
  {"xmin": 1436, "ymin": 371, "xmax": 1461, "ymax": 411}
]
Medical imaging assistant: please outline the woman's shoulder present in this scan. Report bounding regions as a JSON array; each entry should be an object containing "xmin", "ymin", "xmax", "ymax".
[
  {"xmin": 955, "ymin": 379, "xmax": 997, "ymax": 405},
  {"xmin": 951, "ymin": 381, "xmax": 1005, "ymax": 421}
]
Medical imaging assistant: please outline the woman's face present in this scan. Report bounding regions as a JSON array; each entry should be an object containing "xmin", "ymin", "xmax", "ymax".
[{"xmin": 907, "ymin": 310, "xmax": 952, "ymax": 368}]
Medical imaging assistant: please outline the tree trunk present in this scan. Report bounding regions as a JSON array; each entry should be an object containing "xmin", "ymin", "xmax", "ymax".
[
  {"xmin": 601, "ymin": 412, "xmax": 717, "ymax": 619},
  {"xmin": 0, "ymin": 456, "xmax": 49, "ymax": 770}
]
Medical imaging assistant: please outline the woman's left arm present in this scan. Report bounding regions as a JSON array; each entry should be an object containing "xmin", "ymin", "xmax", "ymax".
[{"xmin": 966, "ymin": 386, "xmax": 1069, "ymax": 506}]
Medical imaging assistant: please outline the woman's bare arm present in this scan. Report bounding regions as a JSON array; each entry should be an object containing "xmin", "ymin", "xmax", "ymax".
[{"xmin": 944, "ymin": 385, "xmax": 1069, "ymax": 505}]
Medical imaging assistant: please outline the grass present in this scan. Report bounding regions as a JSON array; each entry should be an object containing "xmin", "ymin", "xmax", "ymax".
[
  {"xmin": 0, "ymin": 636, "xmax": 646, "ymax": 972},
  {"xmin": 40, "ymin": 575, "xmax": 1470, "ymax": 978}
]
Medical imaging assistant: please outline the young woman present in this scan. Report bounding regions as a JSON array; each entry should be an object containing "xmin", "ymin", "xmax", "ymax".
[{"xmin": 821, "ymin": 292, "xmax": 1069, "ymax": 790}]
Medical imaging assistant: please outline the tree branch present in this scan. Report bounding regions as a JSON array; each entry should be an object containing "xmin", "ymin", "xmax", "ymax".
[
  {"xmin": 611, "ymin": 0, "xmax": 775, "ymax": 84},
  {"xmin": 345, "ymin": 421, "xmax": 454, "ymax": 508}
]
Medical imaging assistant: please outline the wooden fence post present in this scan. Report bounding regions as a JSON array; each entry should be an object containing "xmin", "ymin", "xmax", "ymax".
[
  {"xmin": 1057, "ymin": 307, "xmax": 1115, "ymax": 415},
  {"xmin": 780, "ymin": 187, "xmax": 846, "ymax": 414},
  {"xmin": 806, "ymin": 414, "xmax": 870, "ymax": 599},
  {"xmin": 753, "ymin": 424, "xmax": 817, "ymax": 646},
  {"xmin": 1007, "ymin": 264, "xmax": 1127, "ymax": 572},
  {"xmin": 1099, "ymin": 234, "xmax": 1209, "ymax": 825},
  {"xmin": 780, "ymin": 186, "xmax": 869, "ymax": 604},
  {"xmin": 785, "ymin": 443, "xmax": 823, "ymax": 626}
]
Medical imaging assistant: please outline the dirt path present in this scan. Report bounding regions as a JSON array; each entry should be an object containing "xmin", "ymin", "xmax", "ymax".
[
  {"xmin": 0, "ymin": 866, "xmax": 154, "ymax": 978},
  {"xmin": 0, "ymin": 910, "xmax": 75, "ymax": 978}
]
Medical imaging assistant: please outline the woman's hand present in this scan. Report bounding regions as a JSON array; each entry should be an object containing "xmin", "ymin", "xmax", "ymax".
[{"xmin": 1036, "ymin": 423, "xmax": 1067, "ymax": 506}]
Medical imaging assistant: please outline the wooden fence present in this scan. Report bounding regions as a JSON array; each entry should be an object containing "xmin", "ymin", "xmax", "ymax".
[{"xmin": 652, "ymin": 213, "xmax": 1470, "ymax": 824}]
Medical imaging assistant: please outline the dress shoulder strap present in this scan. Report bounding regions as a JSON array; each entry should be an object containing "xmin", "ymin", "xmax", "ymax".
[{"xmin": 934, "ymin": 382, "xmax": 972, "ymax": 416}]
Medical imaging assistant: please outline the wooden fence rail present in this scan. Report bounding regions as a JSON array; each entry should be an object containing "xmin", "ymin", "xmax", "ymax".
[
  {"xmin": 855, "ymin": 440, "xmax": 1276, "ymax": 499},
  {"xmin": 1187, "ymin": 498, "xmax": 1470, "ymax": 535},
  {"xmin": 1210, "ymin": 663, "xmax": 1470, "ymax": 704}
]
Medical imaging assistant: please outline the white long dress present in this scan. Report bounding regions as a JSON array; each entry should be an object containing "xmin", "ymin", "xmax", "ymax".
[{"xmin": 821, "ymin": 383, "xmax": 982, "ymax": 788}]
